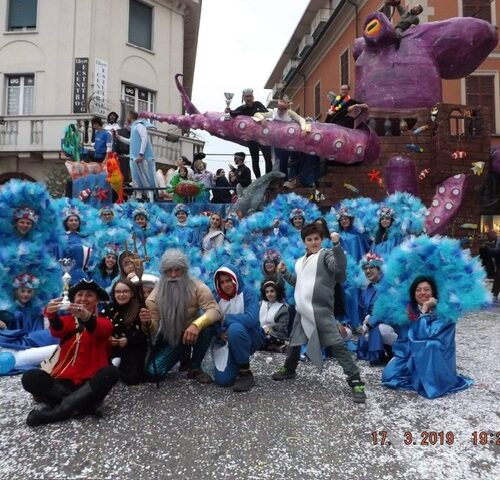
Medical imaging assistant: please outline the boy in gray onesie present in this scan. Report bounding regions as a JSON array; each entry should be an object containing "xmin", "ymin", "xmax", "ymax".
[{"xmin": 272, "ymin": 223, "xmax": 366, "ymax": 403}]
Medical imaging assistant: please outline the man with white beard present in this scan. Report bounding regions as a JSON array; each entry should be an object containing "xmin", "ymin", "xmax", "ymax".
[{"xmin": 143, "ymin": 249, "xmax": 221, "ymax": 383}]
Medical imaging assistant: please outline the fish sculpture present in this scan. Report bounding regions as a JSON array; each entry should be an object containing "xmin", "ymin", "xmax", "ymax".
[
  {"xmin": 231, "ymin": 169, "xmax": 286, "ymax": 216},
  {"xmin": 140, "ymin": 75, "xmax": 380, "ymax": 165},
  {"xmin": 105, "ymin": 152, "xmax": 125, "ymax": 204},
  {"xmin": 354, "ymin": 13, "xmax": 498, "ymax": 109}
]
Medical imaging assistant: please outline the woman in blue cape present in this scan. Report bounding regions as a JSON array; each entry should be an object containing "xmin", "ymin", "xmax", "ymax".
[
  {"xmin": 372, "ymin": 235, "xmax": 489, "ymax": 400},
  {"xmin": 382, "ymin": 276, "xmax": 473, "ymax": 399}
]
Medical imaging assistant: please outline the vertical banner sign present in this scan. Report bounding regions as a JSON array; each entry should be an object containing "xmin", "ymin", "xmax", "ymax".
[
  {"xmin": 94, "ymin": 58, "xmax": 108, "ymax": 116},
  {"xmin": 73, "ymin": 57, "xmax": 89, "ymax": 113}
]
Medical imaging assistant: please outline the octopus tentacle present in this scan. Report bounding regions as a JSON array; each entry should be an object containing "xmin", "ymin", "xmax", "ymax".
[
  {"xmin": 142, "ymin": 90, "xmax": 380, "ymax": 165},
  {"xmin": 424, "ymin": 174, "xmax": 469, "ymax": 235}
]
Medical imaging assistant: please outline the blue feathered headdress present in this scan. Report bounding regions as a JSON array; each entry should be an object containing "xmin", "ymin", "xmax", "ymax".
[
  {"xmin": 0, "ymin": 250, "xmax": 62, "ymax": 312},
  {"xmin": 372, "ymin": 235, "xmax": 490, "ymax": 326},
  {"xmin": 0, "ymin": 180, "xmax": 64, "ymax": 246}
]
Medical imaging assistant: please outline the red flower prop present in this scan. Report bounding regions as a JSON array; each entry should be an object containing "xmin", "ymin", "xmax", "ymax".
[{"xmin": 174, "ymin": 180, "xmax": 203, "ymax": 198}]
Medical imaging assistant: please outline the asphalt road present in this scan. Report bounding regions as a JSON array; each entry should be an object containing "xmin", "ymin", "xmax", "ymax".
[{"xmin": 0, "ymin": 308, "xmax": 499, "ymax": 480}]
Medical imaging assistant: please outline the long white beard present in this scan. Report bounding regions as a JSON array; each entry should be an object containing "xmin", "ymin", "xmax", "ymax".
[{"xmin": 156, "ymin": 275, "xmax": 194, "ymax": 347}]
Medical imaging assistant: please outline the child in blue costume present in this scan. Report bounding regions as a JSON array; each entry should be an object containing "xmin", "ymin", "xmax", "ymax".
[
  {"xmin": 92, "ymin": 248, "xmax": 120, "ymax": 290},
  {"xmin": 370, "ymin": 206, "xmax": 404, "ymax": 258},
  {"xmin": 356, "ymin": 253, "xmax": 396, "ymax": 365},
  {"xmin": 0, "ymin": 274, "xmax": 58, "ymax": 374},
  {"xmin": 172, "ymin": 204, "xmax": 202, "ymax": 247},
  {"xmin": 212, "ymin": 264, "xmax": 265, "ymax": 392},
  {"xmin": 382, "ymin": 276, "xmax": 473, "ymax": 399}
]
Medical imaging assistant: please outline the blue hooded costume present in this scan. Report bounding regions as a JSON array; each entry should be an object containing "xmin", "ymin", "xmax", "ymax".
[
  {"xmin": 212, "ymin": 264, "xmax": 265, "ymax": 386},
  {"xmin": 382, "ymin": 307, "xmax": 473, "ymax": 399}
]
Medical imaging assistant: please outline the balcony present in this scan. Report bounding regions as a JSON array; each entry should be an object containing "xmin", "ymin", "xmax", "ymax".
[
  {"xmin": 310, "ymin": 9, "xmax": 332, "ymax": 38},
  {"xmin": 283, "ymin": 59, "xmax": 300, "ymax": 82},
  {"xmin": 0, "ymin": 115, "xmax": 203, "ymax": 166},
  {"xmin": 298, "ymin": 34, "xmax": 314, "ymax": 57}
]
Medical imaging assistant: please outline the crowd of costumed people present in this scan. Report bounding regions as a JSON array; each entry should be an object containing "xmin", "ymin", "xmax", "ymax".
[{"xmin": 0, "ymin": 179, "xmax": 492, "ymax": 426}]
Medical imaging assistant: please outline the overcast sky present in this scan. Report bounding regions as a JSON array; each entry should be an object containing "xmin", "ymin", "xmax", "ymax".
[{"xmin": 191, "ymin": 0, "xmax": 309, "ymax": 173}]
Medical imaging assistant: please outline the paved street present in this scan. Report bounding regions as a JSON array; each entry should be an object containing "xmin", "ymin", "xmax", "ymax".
[{"xmin": 0, "ymin": 308, "xmax": 499, "ymax": 480}]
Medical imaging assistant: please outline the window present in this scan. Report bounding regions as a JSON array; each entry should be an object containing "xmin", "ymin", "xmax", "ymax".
[
  {"xmin": 7, "ymin": 0, "xmax": 37, "ymax": 31},
  {"xmin": 5, "ymin": 75, "xmax": 34, "ymax": 115},
  {"xmin": 463, "ymin": 0, "xmax": 492, "ymax": 23},
  {"xmin": 466, "ymin": 75, "xmax": 496, "ymax": 133},
  {"xmin": 128, "ymin": 0, "xmax": 153, "ymax": 50},
  {"xmin": 121, "ymin": 83, "xmax": 155, "ymax": 118},
  {"xmin": 340, "ymin": 49, "xmax": 349, "ymax": 87},
  {"xmin": 314, "ymin": 81, "xmax": 321, "ymax": 119}
]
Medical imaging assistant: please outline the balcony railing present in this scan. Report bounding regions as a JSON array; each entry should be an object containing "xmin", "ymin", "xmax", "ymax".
[{"xmin": 0, "ymin": 115, "xmax": 202, "ymax": 164}]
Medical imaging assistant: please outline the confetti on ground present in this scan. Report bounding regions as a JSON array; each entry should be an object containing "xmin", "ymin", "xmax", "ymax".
[{"xmin": 0, "ymin": 308, "xmax": 499, "ymax": 480}]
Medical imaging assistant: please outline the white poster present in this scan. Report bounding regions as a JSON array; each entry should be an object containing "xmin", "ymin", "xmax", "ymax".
[{"xmin": 93, "ymin": 58, "xmax": 108, "ymax": 116}]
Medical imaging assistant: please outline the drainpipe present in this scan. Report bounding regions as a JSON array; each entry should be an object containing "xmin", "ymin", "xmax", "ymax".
[
  {"xmin": 300, "ymin": 73, "xmax": 307, "ymax": 117},
  {"xmin": 346, "ymin": 0, "xmax": 359, "ymax": 38}
]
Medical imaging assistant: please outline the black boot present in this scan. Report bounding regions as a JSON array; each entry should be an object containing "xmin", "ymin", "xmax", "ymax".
[
  {"xmin": 26, "ymin": 383, "xmax": 98, "ymax": 427},
  {"xmin": 384, "ymin": 345, "xmax": 394, "ymax": 363}
]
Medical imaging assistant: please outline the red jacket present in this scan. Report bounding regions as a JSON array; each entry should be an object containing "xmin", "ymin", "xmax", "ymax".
[{"xmin": 45, "ymin": 310, "xmax": 112, "ymax": 385}]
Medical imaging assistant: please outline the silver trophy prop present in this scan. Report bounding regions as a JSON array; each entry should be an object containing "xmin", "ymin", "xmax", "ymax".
[
  {"xmin": 58, "ymin": 258, "xmax": 75, "ymax": 310},
  {"xmin": 224, "ymin": 92, "xmax": 234, "ymax": 120}
]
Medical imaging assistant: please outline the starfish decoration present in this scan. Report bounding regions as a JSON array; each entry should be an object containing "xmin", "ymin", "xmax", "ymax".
[
  {"xmin": 94, "ymin": 187, "xmax": 109, "ymax": 202},
  {"xmin": 368, "ymin": 169, "xmax": 382, "ymax": 183}
]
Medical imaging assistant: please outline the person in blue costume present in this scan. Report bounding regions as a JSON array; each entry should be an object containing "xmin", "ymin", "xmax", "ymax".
[
  {"xmin": 64, "ymin": 244, "xmax": 92, "ymax": 286},
  {"xmin": 382, "ymin": 276, "xmax": 473, "ymax": 399},
  {"xmin": 92, "ymin": 248, "xmax": 119, "ymax": 289},
  {"xmin": 370, "ymin": 206, "xmax": 404, "ymax": 258},
  {"xmin": 12, "ymin": 207, "xmax": 38, "ymax": 239},
  {"xmin": 117, "ymin": 110, "xmax": 156, "ymax": 202},
  {"xmin": 262, "ymin": 249, "xmax": 285, "ymax": 289},
  {"xmin": 172, "ymin": 204, "xmax": 202, "ymax": 247},
  {"xmin": 131, "ymin": 205, "xmax": 160, "ymax": 240},
  {"xmin": 337, "ymin": 212, "xmax": 363, "ymax": 331},
  {"xmin": 289, "ymin": 208, "xmax": 305, "ymax": 234},
  {"xmin": 62, "ymin": 209, "xmax": 84, "ymax": 247},
  {"xmin": 212, "ymin": 264, "xmax": 265, "ymax": 392},
  {"xmin": 356, "ymin": 253, "xmax": 396, "ymax": 365},
  {"xmin": 0, "ymin": 274, "xmax": 58, "ymax": 374}
]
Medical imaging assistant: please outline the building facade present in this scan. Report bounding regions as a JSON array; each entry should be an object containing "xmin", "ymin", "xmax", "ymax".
[
  {"xmin": 265, "ymin": 0, "xmax": 500, "ymax": 233},
  {"xmin": 0, "ymin": 0, "xmax": 203, "ymax": 185},
  {"xmin": 266, "ymin": 0, "xmax": 500, "ymax": 127}
]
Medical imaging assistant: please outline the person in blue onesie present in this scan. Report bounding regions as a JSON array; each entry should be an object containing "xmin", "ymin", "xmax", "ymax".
[{"xmin": 212, "ymin": 265, "xmax": 265, "ymax": 392}]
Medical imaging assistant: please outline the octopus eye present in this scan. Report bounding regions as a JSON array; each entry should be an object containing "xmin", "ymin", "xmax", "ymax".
[{"xmin": 364, "ymin": 19, "xmax": 382, "ymax": 37}]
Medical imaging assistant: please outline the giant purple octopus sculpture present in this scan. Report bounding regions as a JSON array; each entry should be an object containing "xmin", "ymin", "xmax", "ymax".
[
  {"xmin": 354, "ymin": 12, "xmax": 498, "ymax": 109},
  {"xmin": 140, "ymin": 75, "xmax": 380, "ymax": 165}
]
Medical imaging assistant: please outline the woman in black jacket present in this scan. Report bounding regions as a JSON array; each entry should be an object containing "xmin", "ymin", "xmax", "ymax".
[
  {"xmin": 211, "ymin": 169, "xmax": 233, "ymax": 204},
  {"xmin": 102, "ymin": 279, "xmax": 147, "ymax": 385}
]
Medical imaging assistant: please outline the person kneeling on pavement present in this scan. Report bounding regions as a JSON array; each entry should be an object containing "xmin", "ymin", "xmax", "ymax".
[
  {"xmin": 212, "ymin": 265, "xmax": 265, "ymax": 392},
  {"xmin": 144, "ymin": 249, "xmax": 221, "ymax": 383},
  {"xmin": 21, "ymin": 279, "xmax": 119, "ymax": 427}
]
